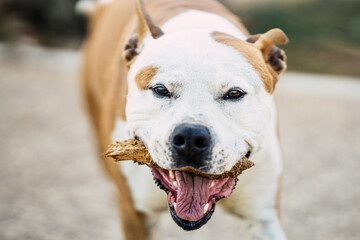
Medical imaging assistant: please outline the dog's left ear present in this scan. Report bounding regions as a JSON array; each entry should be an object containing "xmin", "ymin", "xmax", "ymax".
[{"xmin": 247, "ymin": 28, "xmax": 289, "ymax": 75}]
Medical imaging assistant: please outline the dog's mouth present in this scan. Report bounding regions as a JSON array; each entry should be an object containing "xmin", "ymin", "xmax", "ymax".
[{"xmin": 151, "ymin": 168, "xmax": 236, "ymax": 230}]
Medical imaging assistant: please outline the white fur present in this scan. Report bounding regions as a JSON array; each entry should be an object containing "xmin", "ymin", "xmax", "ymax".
[
  {"xmin": 160, "ymin": 10, "xmax": 246, "ymax": 39},
  {"xmin": 112, "ymin": 10, "xmax": 286, "ymax": 239},
  {"xmin": 219, "ymin": 99, "xmax": 285, "ymax": 239},
  {"xmin": 127, "ymin": 11, "xmax": 270, "ymax": 173},
  {"xmin": 112, "ymin": 120, "xmax": 168, "ymax": 216}
]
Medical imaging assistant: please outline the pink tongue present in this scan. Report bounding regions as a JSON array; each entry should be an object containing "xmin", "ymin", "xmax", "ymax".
[{"xmin": 175, "ymin": 171, "xmax": 212, "ymax": 221}]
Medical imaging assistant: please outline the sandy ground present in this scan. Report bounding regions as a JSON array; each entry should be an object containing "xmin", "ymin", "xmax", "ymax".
[{"xmin": 0, "ymin": 44, "xmax": 359, "ymax": 240}]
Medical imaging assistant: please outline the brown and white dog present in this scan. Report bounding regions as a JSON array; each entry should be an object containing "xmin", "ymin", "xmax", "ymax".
[{"xmin": 80, "ymin": 0, "xmax": 288, "ymax": 239}]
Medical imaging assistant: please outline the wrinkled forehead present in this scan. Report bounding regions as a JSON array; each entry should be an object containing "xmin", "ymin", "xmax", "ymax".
[{"xmin": 128, "ymin": 30, "xmax": 265, "ymax": 91}]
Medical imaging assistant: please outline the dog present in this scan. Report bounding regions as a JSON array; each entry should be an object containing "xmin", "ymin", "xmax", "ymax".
[{"xmin": 80, "ymin": 0, "xmax": 288, "ymax": 239}]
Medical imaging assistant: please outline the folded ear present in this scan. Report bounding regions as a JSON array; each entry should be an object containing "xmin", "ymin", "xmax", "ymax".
[{"xmin": 247, "ymin": 28, "xmax": 289, "ymax": 75}]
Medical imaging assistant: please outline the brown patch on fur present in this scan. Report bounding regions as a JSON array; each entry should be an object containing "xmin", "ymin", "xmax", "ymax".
[
  {"xmin": 247, "ymin": 34, "xmax": 288, "ymax": 75},
  {"xmin": 212, "ymin": 31, "xmax": 277, "ymax": 93},
  {"xmin": 212, "ymin": 30, "xmax": 288, "ymax": 93},
  {"xmin": 254, "ymin": 28, "xmax": 288, "ymax": 57},
  {"xmin": 245, "ymin": 34, "xmax": 262, "ymax": 44},
  {"xmin": 254, "ymin": 29, "xmax": 288, "ymax": 78},
  {"xmin": 82, "ymin": 1, "xmax": 147, "ymax": 239},
  {"xmin": 135, "ymin": 66, "xmax": 158, "ymax": 90}
]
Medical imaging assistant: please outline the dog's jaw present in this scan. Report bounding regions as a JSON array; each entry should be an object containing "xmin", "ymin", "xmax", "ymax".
[{"xmin": 151, "ymin": 168, "xmax": 236, "ymax": 230}]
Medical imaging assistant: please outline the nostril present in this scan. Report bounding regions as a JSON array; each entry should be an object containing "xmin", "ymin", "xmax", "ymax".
[
  {"xmin": 173, "ymin": 135, "xmax": 185, "ymax": 147},
  {"xmin": 194, "ymin": 137, "xmax": 209, "ymax": 149}
]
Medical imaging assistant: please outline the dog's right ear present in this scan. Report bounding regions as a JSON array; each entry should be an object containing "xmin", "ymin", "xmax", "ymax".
[
  {"xmin": 135, "ymin": 0, "xmax": 163, "ymax": 41},
  {"xmin": 123, "ymin": 0, "xmax": 164, "ymax": 63},
  {"xmin": 123, "ymin": 34, "xmax": 139, "ymax": 62}
]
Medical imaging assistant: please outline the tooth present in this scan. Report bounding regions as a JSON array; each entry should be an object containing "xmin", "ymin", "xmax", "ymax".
[
  {"xmin": 169, "ymin": 170, "xmax": 175, "ymax": 179},
  {"xmin": 173, "ymin": 181, "xmax": 178, "ymax": 188},
  {"xmin": 174, "ymin": 202, "xmax": 177, "ymax": 209},
  {"xmin": 203, "ymin": 203, "xmax": 209, "ymax": 214},
  {"xmin": 210, "ymin": 181, "xmax": 215, "ymax": 189}
]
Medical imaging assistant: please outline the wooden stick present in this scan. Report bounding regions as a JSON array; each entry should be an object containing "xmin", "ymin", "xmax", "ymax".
[{"xmin": 105, "ymin": 139, "xmax": 254, "ymax": 180}]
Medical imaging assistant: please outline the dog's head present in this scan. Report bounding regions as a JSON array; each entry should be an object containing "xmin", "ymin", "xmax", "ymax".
[{"xmin": 123, "ymin": 1, "xmax": 288, "ymax": 231}]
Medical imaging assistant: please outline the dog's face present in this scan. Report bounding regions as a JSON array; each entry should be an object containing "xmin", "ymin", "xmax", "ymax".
[
  {"xmin": 126, "ymin": 29, "xmax": 287, "ymax": 173},
  {"xmin": 125, "ymin": 28, "xmax": 287, "ymax": 230}
]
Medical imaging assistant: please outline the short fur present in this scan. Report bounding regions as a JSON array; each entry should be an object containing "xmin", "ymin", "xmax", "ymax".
[{"xmin": 82, "ymin": 0, "xmax": 288, "ymax": 239}]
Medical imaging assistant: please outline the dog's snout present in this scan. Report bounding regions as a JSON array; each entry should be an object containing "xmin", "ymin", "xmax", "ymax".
[
  {"xmin": 171, "ymin": 123, "xmax": 211, "ymax": 155},
  {"xmin": 170, "ymin": 123, "xmax": 212, "ymax": 170}
]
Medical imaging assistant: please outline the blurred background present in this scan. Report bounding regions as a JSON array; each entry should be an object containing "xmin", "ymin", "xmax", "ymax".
[
  {"xmin": 1, "ymin": 0, "xmax": 359, "ymax": 74},
  {"xmin": 0, "ymin": 0, "xmax": 359, "ymax": 239}
]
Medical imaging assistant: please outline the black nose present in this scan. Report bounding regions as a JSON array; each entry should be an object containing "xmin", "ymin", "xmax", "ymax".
[{"xmin": 170, "ymin": 123, "xmax": 212, "ymax": 169}]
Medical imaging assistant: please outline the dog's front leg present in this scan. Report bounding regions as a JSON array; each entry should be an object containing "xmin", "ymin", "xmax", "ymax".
[
  {"xmin": 99, "ymin": 154, "xmax": 148, "ymax": 240},
  {"xmin": 116, "ymin": 195, "xmax": 148, "ymax": 240}
]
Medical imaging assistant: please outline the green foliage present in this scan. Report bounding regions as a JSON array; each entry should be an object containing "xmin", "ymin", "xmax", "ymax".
[
  {"xmin": 235, "ymin": 0, "xmax": 360, "ymax": 76},
  {"xmin": 1, "ymin": 0, "xmax": 359, "ymax": 75}
]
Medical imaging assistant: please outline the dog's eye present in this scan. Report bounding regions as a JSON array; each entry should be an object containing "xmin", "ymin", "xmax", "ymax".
[
  {"xmin": 223, "ymin": 88, "xmax": 246, "ymax": 100},
  {"xmin": 152, "ymin": 84, "xmax": 171, "ymax": 97}
]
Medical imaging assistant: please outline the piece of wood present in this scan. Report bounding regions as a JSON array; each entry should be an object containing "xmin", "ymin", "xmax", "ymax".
[{"xmin": 105, "ymin": 139, "xmax": 254, "ymax": 179}]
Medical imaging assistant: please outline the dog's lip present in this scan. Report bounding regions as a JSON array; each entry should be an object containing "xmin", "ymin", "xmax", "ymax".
[
  {"xmin": 168, "ymin": 200, "xmax": 216, "ymax": 231},
  {"xmin": 167, "ymin": 190, "xmax": 219, "ymax": 230}
]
